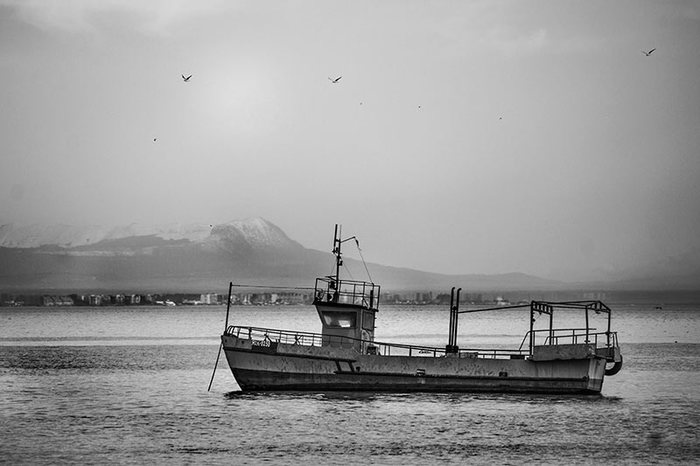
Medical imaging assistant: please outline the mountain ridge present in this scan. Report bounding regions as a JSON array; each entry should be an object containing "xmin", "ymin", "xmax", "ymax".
[
  {"xmin": 0, "ymin": 217, "xmax": 299, "ymax": 250},
  {"xmin": 3, "ymin": 219, "xmax": 698, "ymax": 293},
  {"xmin": 0, "ymin": 218, "xmax": 563, "ymax": 293}
]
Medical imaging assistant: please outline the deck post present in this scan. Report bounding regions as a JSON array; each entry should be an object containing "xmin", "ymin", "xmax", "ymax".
[
  {"xmin": 447, "ymin": 287, "xmax": 457, "ymax": 353},
  {"xmin": 449, "ymin": 287, "xmax": 455, "ymax": 348},
  {"xmin": 224, "ymin": 281, "xmax": 233, "ymax": 331},
  {"xmin": 454, "ymin": 288, "xmax": 461, "ymax": 350},
  {"xmin": 529, "ymin": 302, "xmax": 535, "ymax": 356}
]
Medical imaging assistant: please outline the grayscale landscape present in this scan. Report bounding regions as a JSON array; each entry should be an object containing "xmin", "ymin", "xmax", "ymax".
[{"xmin": 1, "ymin": 1, "xmax": 699, "ymax": 465}]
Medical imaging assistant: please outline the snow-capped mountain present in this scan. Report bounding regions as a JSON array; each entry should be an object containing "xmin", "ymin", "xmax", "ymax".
[
  {"xmin": 0, "ymin": 218, "xmax": 564, "ymax": 293},
  {"xmin": 0, "ymin": 217, "xmax": 300, "ymax": 251}
]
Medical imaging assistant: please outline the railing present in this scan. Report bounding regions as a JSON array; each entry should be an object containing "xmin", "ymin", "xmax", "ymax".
[
  {"xmin": 313, "ymin": 277, "xmax": 380, "ymax": 309},
  {"xmin": 227, "ymin": 325, "xmax": 327, "ymax": 347},
  {"xmin": 225, "ymin": 325, "xmax": 529, "ymax": 360},
  {"xmin": 517, "ymin": 328, "xmax": 620, "ymax": 351}
]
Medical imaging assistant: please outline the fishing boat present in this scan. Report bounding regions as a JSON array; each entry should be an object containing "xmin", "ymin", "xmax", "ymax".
[{"xmin": 219, "ymin": 226, "xmax": 623, "ymax": 394}]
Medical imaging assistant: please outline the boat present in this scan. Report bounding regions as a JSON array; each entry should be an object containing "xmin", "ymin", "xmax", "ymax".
[{"xmin": 220, "ymin": 225, "xmax": 623, "ymax": 394}]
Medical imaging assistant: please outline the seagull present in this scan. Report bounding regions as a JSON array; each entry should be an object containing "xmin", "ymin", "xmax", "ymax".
[
  {"xmin": 328, "ymin": 76, "xmax": 342, "ymax": 83},
  {"xmin": 642, "ymin": 48, "xmax": 656, "ymax": 56},
  {"xmin": 182, "ymin": 74, "xmax": 192, "ymax": 82}
]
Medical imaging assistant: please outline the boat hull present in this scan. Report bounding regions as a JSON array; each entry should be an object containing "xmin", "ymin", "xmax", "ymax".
[{"xmin": 222, "ymin": 334, "xmax": 606, "ymax": 394}]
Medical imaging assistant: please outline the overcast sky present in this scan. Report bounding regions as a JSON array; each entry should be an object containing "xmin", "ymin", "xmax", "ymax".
[{"xmin": 1, "ymin": 0, "xmax": 699, "ymax": 282}]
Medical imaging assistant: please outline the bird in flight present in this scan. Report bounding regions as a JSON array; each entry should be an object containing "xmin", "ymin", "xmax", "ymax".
[
  {"xmin": 328, "ymin": 76, "xmax": 342, "ymax": 83},
  {"xmin": 182, "ymin": 74, "xmax": 192, "ymax": 82},
  {"xmin": 641, "ymin": 48, "xmax": 656, "ymax": 56}
]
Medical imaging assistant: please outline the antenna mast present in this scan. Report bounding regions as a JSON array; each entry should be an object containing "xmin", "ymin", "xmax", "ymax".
[{"xmin": 333, "ymin": 224, "xmax": 342, "ymax": 284}]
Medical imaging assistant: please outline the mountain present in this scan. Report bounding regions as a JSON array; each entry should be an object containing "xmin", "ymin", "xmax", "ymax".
[
  {"xmin": 0, "ymin": 218, "xmax": 562, "ymax": 293},
  {"xmin": 0, "ymin": 218, "xmax": 296, "ymax": 249}
]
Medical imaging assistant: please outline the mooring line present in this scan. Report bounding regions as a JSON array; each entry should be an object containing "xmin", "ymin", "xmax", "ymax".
[{"xmin": 207, "ymin": 341, "xmax": 223, "ymax": 392}]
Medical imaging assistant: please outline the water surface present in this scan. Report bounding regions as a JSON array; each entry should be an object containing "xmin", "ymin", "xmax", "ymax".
[{"xmin": 1, "ymin": 304, "xmax": 699, "ymax": 464}]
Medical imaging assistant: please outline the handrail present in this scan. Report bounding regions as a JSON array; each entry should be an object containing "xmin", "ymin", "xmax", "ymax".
[
  {"xmin": 225, "ymin": 325, "xmax": 446, "ymax": 354},
  {"xmin": 227, "ymin": 325, "xmax": 546, "ymax": 360},
  {"xmin": 313, "ymin": 277, "xmax": 380, "ymax": 309},
  {"xmin": 228, "ymin": 325, "xmax": 620, "ymax": 355},
  {"xmin": 518, "ymin": 328, "xmax": 619, "ymax": 351}
]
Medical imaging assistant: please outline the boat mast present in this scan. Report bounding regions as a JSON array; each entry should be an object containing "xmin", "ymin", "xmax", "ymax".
[
  {"xmin": 331, "ymin": 224, "xmax": 358, "ymax": 287},
  {"xmin": 333, "ymin": 224, "xmax": 342, "ymax": 285}
]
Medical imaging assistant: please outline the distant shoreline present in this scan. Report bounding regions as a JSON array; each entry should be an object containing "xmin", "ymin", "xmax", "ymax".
[{"xmin": 3, "ymin": 288, "xmax": 700, "ymax": 307}]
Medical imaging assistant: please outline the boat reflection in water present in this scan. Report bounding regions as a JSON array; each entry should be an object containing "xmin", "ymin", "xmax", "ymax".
[{"xmin": 221, "ymin": 225, "xmax": 623, "ymax": 394}]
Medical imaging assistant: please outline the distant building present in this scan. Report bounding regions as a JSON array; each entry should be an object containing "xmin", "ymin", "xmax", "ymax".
[
  {"xmin": 89, "ymin": 295, "xmax": 102, "ymax": 306},
  {"xmin": 42, "ymin": 295, "xmax": 75, "ymax": 306},
  {"xmin": 495, "ymin": 296, "xmax": 511, "ymax": 306},
  {"xmin": 583, "ymin": 292, "xmax": 607, "ymax": 301},
  {"xmin": 126, "ymin": 294, "xmax": 141, "ymax": 305},
  {"xmin": 200, "ymin": 293, "xmax": 220, "ymax": 305}
]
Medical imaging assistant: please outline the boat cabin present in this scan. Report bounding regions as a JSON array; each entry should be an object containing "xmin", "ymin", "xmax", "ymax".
[
  {"xmin": 313, "ymin": 276, "xmax": 380, "ymax": 353},
  {"xmin": 311, "ymin": 225, "xmax": 380, "ymax": 353}
]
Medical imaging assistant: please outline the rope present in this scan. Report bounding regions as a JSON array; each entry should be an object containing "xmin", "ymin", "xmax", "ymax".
[
  {"xmin": 230, "ymin": 284, "xmax": 315, "ymax": 291},
  {"xmin": 354, "ymin": 238, "xmax": 374, "ymax": 283},
  {"xmin": 207, "ymin": 341, "xmax": 222, "ymax": 392},
  {"xmin": 343, "ymin": 264, "xmax": 355, "ymax": 280}
]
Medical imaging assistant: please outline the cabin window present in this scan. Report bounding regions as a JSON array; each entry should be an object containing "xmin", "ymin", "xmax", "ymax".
[
  {"xmin": 321, "ymin": 312, "xmax": 356, "ymax": 328},
  {"xmin": 362, "ymin": 310, "xmax": 375, "ymax": 331}
]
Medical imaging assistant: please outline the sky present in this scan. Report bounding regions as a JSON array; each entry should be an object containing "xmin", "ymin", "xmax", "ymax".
[{"xmin": 1, "ymin": 0, "xmax": 699, "ymax": 282}]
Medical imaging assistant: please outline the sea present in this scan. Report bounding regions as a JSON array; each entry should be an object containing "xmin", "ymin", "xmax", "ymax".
[{"xmin": 1, "ymin": 303, "xmax": 699, "ymax": 465}]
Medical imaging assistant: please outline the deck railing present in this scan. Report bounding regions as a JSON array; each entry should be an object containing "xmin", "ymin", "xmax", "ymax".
[
  {"xmin": 517, "ymin": 327, "xmax": 619, "ymax": 351},
  {"xmin": 313, "ymin": 277, "xmax": 380, "ymax": 309},
  {"xmin": 225, "ymin": 325, "xmax": 530, "ymax": 360}
]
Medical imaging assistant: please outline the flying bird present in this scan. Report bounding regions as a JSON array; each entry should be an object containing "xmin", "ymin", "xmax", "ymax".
[
  {"xmin": 641, "ymin": 48, "xmax": 656, "ymax": 56},
  {"xmin": 182, "ymin": 74, "xmax": 192, "ymax": 82},
  {"xmin": 328, "ymin": 76, "xmax": 342, "ymax": 83}
]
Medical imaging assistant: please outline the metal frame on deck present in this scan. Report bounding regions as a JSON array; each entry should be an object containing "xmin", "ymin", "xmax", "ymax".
[
  {"xmin": 225, "ymin": 325, "xmax": 532, "ymax": 359},
  {"xmin": 448, "ymin": 296, "xmax": 617, "ymax": 357},
  {"xmin": 313, "ymin": 276, "xmax": 380, "ymax": 309}
]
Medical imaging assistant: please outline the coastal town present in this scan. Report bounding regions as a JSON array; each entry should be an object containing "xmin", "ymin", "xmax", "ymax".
[{"xmin": 0, "ymin": 290, "xmax": 609, "ymax": 308}]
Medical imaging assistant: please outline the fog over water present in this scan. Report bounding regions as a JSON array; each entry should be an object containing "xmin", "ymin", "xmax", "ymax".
[{"xmin": 1, "ymin": 1, "xmax": 699, "ymax": 282}]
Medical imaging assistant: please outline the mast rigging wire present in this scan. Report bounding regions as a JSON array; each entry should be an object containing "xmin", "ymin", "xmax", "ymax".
[
  {"xmin": 229, "ymin": 284, "xmax": 314, "ymax": 291},
  {"xmin": 354, "ymin": 238, "xmax": 374, "ymax": 283}
]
